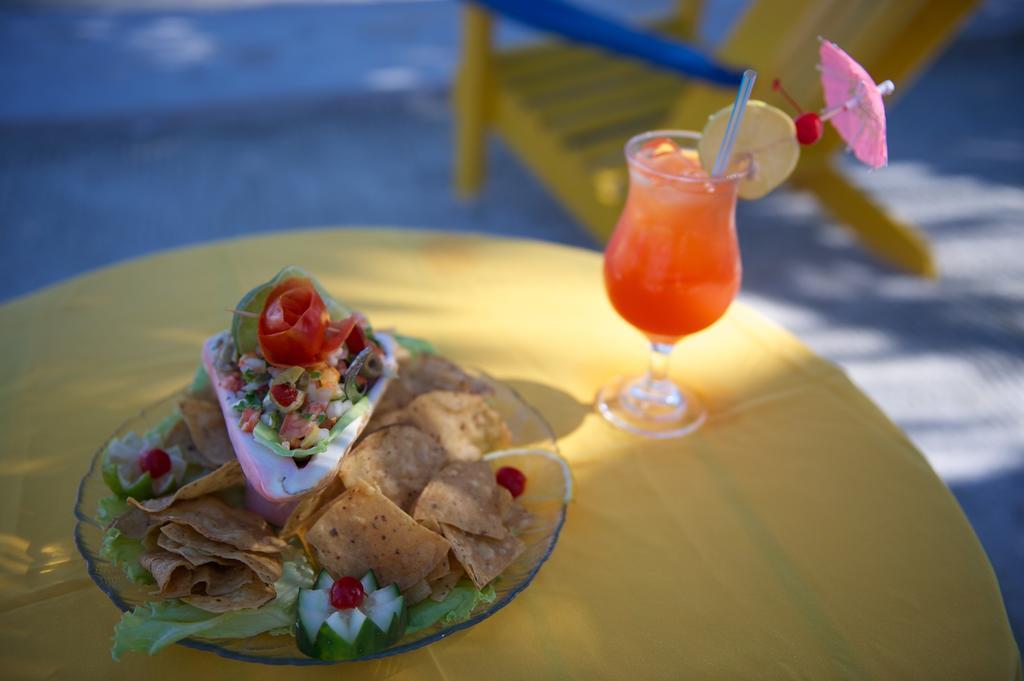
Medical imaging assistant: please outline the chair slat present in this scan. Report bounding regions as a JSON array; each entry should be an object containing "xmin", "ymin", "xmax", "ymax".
[
  {"xmin": 564, "ymin": 109, "xmax": 668, "ymax": 149},
  {"xmin": 515, "ymin": 68, "xmax": 677, "ymax": 111},
  {"xmin": 498, "ymin": 44, "xmax": 610, "ymax": 81},
  {"xmin": 511, "ymin": 61, "xmax": 653, "ymax": 100},
  {"xmin": 548, "ymin": 96, "xmax": 674, "ymax": 140},
  {"xmin": 534, "ymin": 74, "xmax": 679, "ymax": 121}
]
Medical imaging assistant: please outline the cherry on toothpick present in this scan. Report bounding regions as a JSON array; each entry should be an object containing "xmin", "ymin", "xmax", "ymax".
[
  {"xmin": 772, "ymin": 78, "xmax": 803, "ymax": 114},
  {"xmin": 795, "ymin": 113, "xmax": 824, "ymax": 145},
  {"xmin": 773, "ymin": 77, "xmax": 823, "ymax": 145}
]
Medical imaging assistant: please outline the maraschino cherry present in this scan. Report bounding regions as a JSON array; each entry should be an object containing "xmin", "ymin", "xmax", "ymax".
[
  {"xmin": 330, "ymin": 576, "xmax": 365, "ymax": 609},
  {"xmin": 773, "ymin": 78, "xmax": 823, "ymax": 146},
  {"xmin": 496, "ymin": 466, "xmax": 527, "ymax": 498},
  {"xmin": 139, "ymin": 448, "xmax": 171, "ymax": 478},
  {"xmin": 794, "ymin": 112, "xmax": 824, "ymax": 145}
]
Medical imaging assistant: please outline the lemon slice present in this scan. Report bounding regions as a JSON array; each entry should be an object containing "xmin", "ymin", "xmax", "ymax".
[
  {"xmin": 483, "ymin": 448, "xmax": 574, "ymax": 504},
  {"xmin": 698, "ymin": 100, "xmax": 799, "ymax": 199}
]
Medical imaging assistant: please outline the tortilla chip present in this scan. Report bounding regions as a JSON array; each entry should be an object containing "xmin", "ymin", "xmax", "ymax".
[
  {"xmin": 140, "ymin": 552, "xmax": 232, "ymax": 600},
  {"xmin": 365, "ymin": 409, "xmax": 405, "ymax": 435},
  {"xmin": 141, "ymin": 547, "xmax": 266, "ymax": 608},
  {"xmin": 279, "ymin": 472, "xmax": 347, "ymax": 541},
  {"xmin": 149, "ymin": 552, "xmax": 256, "ymax": 598},
  {"xmin": 413, "ymin": 461, "xmax": 506, "ymax": 539},
  {"xmin": 189, "ymin": 377, "xmax": 218, "ymax": 404},
  {"xmin": 156, "ymin": 531, "xmax": 235, "ymax": 567},
  {"xmin": 380, "ymin": 392, "xmax": 511, "ymax": 462},
  {"xmin": 130, "ymin": 496, "xmax": 287, "ymax": 554},
  {"xmin": 184, "ymin": 581, "xmax": 275, "ymax": 613},
  {"xmin": 159, "ymin": 522, "xmax": 283, "ymax": 584},
  {"xmin": 429, "ymin": 563, "xmax": 465, "ymax": 602},
  {"xmin": 140, "ymin": 550, "xmax": 197, "ymax": 597},
  {"xmin": 497, "ymin": 486, "xmax": 531, "ymax": 533},
  {"xmin": 441, "ymin": 523, "xmax": 525, "ymax": 589},
  {"xmin": 424, "ymin": 553, "xmax": 451, "ymax": 583},
  {"xmin": 202, "ymin": 564, "xmax": 258, "ymax": 596},
  {"xmin": 162, "ymin": 417, "xmax": 206, "ymax": 467},
  {"xmin": 376, "ymin": 355, "xmax": 493, "ymax": 415},
  {"xmin": 405, "ymin": 579, "xmax": 432, "ymax": 605},
  {"xmin": 341, "ymin": 425, "xmax": 446, "ymax": 512},
  {"xmin": 417, "ymin": 516, "xmax": 442, "ymax": 535},
  {"xmin": 109, "ymin": 504, "xmax": 153, "ymax": 539},
  {"xmin": 179, "ymin": 395, "xmax": 235, "ymax": 467},
  {"xmin": 306, "ymin": 484, "xmax": 450, "ymax": 591},
  {"xmin": 135, "ymin": 460, "xmax": 246, "ymax": 513}
]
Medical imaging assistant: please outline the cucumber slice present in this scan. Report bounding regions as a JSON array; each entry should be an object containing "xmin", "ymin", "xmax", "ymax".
[
  {"xmin": 298, "ymin": 588, "xmax": 331, "ymax": 643},
  {"xmin": 325, "ymin": 608, "xmax": 368, "ymax": 644},
  {"xmin": 364, "ymin": 583, "xmax": 400, "ymax": 610},
  {"xmin": 311, "ymin": 620, "xmax": 359, "ymax": 660},
  {"xmin": 365, "ymin": 592, "xmax": 405, "ymax": 636},
  {"xmin": 102, "ymin": 459, "xmax": 154, "ymax": 501},
  {"xmin": 371, "ymin": 583, "xmax": 400, "ymax": 601},
  {"xmin": 314, "ymin": 570, "xmax": 334, "ymax": 590},
  {"xmin": 384, "ymin": 597, "xmax": 407, "ymax": 644},
  {"xmin": 295, "ymin": 570, "xmax": 409, "ymax": 661},
  {"xmin": 151, "ymin": 472, "xmax": 176, "ymax": 496},
  {"xmin": 116, "ymin": 464, "xmax": 140, "ymax": 491},
  {"xmin": 314, "ymin": 614, "xmax": 376, "ymax": 661},
  {"xmin": 359, "ymin": 570, "xmax": 378, "ymax": 593},
  {"xmin": 314, "ymin": 569, "xmax": 380, "ymax": 595}
]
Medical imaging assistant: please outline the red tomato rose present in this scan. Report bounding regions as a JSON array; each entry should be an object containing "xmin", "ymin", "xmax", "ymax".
[
  {"xmin": 257, "ymin": 278, "xmax": 359, "ymax": 367},
  {"xmin": 258, "ymin": 278, "xmax": 329, "ymax": 366}
]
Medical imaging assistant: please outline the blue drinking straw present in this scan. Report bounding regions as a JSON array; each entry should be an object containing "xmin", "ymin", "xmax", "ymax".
[{"xmin": 711, "ymin": 69, "xmax": 758, "ymax": 177}]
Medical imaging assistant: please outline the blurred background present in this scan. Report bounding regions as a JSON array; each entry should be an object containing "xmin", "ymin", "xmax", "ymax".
[{"xmin": 2, "ymin": 0, "xmax": 1021, "ymax": 642}]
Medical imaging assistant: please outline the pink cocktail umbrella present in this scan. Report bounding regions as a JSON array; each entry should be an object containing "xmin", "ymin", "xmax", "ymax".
[{"xmin": 819, "ymin": 39, "xmax": 895, "ymax": 169}]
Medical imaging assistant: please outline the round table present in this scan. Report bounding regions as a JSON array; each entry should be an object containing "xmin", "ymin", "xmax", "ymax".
[{"xmin": 0, "ymin": 229, "xmax": 1017, "ymax": 680}]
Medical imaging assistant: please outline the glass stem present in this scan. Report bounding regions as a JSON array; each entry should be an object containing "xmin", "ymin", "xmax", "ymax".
[
  {"xmin": 646, "ymin": 342, "xmax": 674, "ymax": 387},
  {"xmin": 622, "ymin": 341, "xmax": 684, "ymax": 419}
]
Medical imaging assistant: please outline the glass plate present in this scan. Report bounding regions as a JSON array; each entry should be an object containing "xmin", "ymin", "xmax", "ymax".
[{"xmin": 73, "ymin": 373, "xmax": 567, "ymax": 665}]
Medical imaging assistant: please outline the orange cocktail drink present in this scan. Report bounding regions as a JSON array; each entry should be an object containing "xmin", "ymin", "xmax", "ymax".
[
  {"xmin": 597, "ymin": 130, "xmax": 745, "ymax": 438},
  {"xmin": 604, "ymin": 132, "xmax": 741, "ymax": 343}
]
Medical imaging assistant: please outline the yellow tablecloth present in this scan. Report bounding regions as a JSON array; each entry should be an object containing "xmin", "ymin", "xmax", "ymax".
[{"xmin": 0, "ymin": 229, "xmax": 1018, "ymax": 680}]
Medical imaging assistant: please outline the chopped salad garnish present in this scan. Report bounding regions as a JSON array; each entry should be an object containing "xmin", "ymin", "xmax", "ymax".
[{"xmin": 209, "ymin": 315, "xmax": 385, "ymax": 458}]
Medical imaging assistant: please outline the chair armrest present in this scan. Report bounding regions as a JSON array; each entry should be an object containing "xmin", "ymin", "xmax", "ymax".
[{"xmin": 469, "ymin": 0, "xmax": 744, "ymax": 86}]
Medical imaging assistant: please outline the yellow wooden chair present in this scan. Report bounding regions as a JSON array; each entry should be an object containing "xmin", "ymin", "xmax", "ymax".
[{"xmin": 453, "ymin": 0, "xmax": 980, "ymax": 277}]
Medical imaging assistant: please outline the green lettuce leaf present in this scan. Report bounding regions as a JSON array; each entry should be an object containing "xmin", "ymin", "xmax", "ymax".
[
  {"xmin": 101, "ymin": 528, "xmax": 154, "ymax": 586},
  {"xmin": 406, "ymin": 582, "xmax": 496, "ymax": 635},
  {"xmin": 96, "ymin": 496, "xmax": 132, "ymax": 525},
  {"xmin": 148, "ymin": 412, "xmax": 182, "ymax": 441},
  {"xmin": 188, "ymin": 364, "xmax": 211, "ymax": 396},
  {"xmin": 393, "ymin": 333, "xmax": 436, "ymax": 356},
  {"xmin": 111, "ymin": 556, "xmax": 314, "ymax": 660}
]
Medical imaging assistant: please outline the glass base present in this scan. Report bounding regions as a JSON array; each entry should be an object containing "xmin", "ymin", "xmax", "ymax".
[{"xmin": 596, "ymin": 375, "xmax": 707, "ymax": 439}]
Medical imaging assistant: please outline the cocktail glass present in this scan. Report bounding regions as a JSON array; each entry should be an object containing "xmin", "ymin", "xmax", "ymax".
[{"xmin": 597, "ymin": 130, "xmax": 745, "ymax": 438}]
